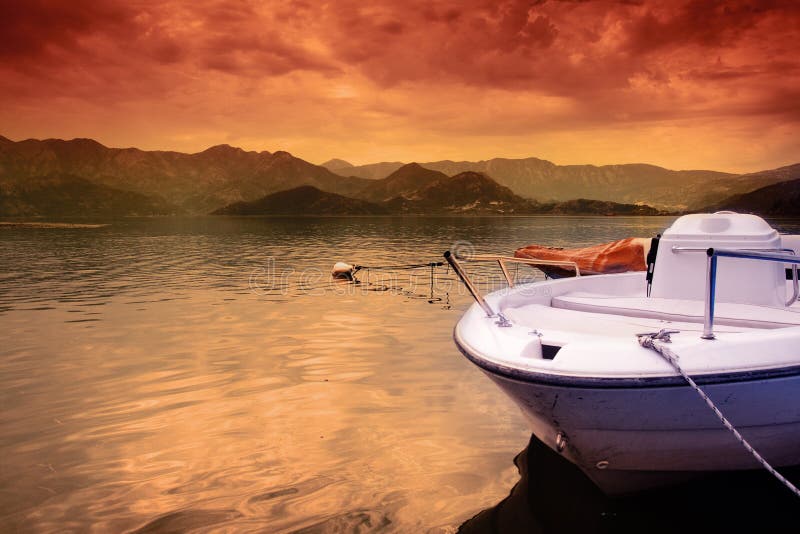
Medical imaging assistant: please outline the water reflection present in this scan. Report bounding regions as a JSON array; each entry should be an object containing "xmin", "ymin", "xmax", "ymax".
[
  {"xmin": 460, "ymin": 434, "xmax": 800, "ymax": 533},
  {"xmin": 2, "ymin": 216, "xmax": 798, "ymax": 531}
]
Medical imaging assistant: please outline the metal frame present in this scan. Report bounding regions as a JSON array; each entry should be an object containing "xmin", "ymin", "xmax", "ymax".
[
  {"xmin": 445, "ymin": 246, "xmax": 800, "ymax": 338},
  {"xmin": 443, "ymin": 250, "xmax": 581, "ymax": 318},
  {"xmin": 461, "ymin": 253, "xmax": 581, "ymax": 287},
  {"xmin": 701, "ymin": 248, "xmax": 800, "ymax": 340}
]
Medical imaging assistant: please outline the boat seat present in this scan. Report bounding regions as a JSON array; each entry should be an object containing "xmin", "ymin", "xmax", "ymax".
[{"xmin": 551, "ymin": 292, "xmax": 800, "ymax": 330}]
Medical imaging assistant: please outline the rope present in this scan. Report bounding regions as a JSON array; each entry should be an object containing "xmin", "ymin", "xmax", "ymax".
[
  {"xmin": 638, "ymin": 330, "xmax": 800, "ymax": 498},
  {"xmin": 356, "ymin": 262, "xmax": 444, "ymax": 271}
]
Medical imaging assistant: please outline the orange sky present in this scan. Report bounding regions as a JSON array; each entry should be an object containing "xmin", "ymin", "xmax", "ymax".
[{"xmin": 1, "ymin": 0, "xmax": 798, "ymax": 172}]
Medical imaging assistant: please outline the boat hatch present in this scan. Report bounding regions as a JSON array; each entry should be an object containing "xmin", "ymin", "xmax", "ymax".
[{"xmin": 542, "ymin": 344, "xmax": 561, "ymax": 360}]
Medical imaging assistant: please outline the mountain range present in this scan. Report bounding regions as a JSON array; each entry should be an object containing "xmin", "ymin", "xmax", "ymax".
[
  {"xmin": 331, "ymin": 159, "xmax": 799, "ymax": 211},
  {"xmin": 0, "ymin": 136, "xmax": 369, "ymax": 215},
  {"xmin": 710, "ymin": 178, "xmax": 800, "ymax": 216},
  {"xmin": 214, "ymin": 166, "xmax": 662, "ymax": 216},
  {"xmin": 0, "ymin": 172, "xmax": 178, "ymax": 217},
  {"xmin": 212, "ymin": 185, "xmax": 389, "ymax": 215},
  {"xmin": 0, "ymin": 135, "xmax": 797, "ymax": 217}
]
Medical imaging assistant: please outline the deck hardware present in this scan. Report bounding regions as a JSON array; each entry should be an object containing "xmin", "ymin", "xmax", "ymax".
[
  {"xmin": 637, "ymin": 329, "xmax": 679, "ymax": 343},
  {"xmin": 555, "ymin": 431, "xmax": 567, "ymax": 453},
  {"xmin": 495, "ymin": 313, "xmax": 512, "ymax": 328}
]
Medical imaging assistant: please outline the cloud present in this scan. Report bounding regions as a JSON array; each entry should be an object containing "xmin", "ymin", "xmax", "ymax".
[
  {"xmin": 0, "ymin": 0, "xmax": 797, "ymax": 172},
  {"xmin": 0, "ymin": 0, "xmax": 337, "ymax": 98},
  {"xmin": 0, "ymin": 0, "xmax": 135, "ymax": 62}
]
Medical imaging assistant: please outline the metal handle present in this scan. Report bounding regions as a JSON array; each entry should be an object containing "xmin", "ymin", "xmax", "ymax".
[{"xmin": 444, "ymin": 251, "xmax": 496, "ymax": 317}]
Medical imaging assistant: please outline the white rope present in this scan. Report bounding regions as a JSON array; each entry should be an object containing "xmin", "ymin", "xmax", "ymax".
[{"xmin": 638, "ymin": 330, "xmax": 800, "ymax": 498}]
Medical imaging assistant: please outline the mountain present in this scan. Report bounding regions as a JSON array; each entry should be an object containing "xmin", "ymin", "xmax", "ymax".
[
  {"xmin": 708, "ymin": 177, "xmax": 800, "ymax": 216},
  {"xmin": 344, "ymin": 157, "xmax": 796, "ymax": 210},
  {"xmin": 717, "ymin": 163, "xmax": 800, "ymax": 196},
  {"xmin": 5, "ymin": 135, "xmax": 792, "ymax": 216},
  {"xmin": 0, "ymin": 137, "xmax": 371, "ymax": 214},
  {"xmin": 356, "ymin": 163, "xmax": 449, "ymax": 202},
  {"xmin": 320, "ymin": 158, "xmax": 354, "ymax": 172},
  {"xmin": 211, "ymin": 173, "xmax": 661, "ymax": 215},
  {"xmin": 0, "ymin": 173, "xmax": 179, "ymax": 216},
  {"xmin": 385, "ymin": 171, "xmax": 537, "ymax": 214},
  {"xmin": 342, "ymin": 161, "xmax": 405, "ymax": 180},
  {"xmin": 211, "ymin": 185, "xmax": 388, "ymax": 215}
]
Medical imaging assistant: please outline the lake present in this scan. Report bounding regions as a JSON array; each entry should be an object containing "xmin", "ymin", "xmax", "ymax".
[{"xmin": 2, "ymin": 216, "xmax": 799, "ymax": 532}]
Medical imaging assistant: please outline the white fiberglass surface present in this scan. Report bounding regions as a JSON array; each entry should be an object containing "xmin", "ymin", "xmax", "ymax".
[{"xmin": 456, "ymin": 274, "xmax": 800, "ymax": 379}]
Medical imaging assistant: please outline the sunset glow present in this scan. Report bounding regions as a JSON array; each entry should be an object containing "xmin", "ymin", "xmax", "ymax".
[{"xmin": 1, "ymin": 0, "xmax": 798, "ymax": 172}]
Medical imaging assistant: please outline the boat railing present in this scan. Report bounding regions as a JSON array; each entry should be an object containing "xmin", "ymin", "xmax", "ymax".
[
  {"xmin": 678, "ymin": 247, "xmax": 800, "ymax": 340},
  {"xmin": 443, "ymin": 251, "xmax": 581, "ymax": 318}
]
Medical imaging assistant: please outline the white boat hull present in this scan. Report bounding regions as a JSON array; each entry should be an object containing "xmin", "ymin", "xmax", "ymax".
[
  {"xmin": 459, "ymin": 343, "xmax": 800, "ymax": 494},
  {"xmin": 449, "ymin": 215, "xmax": 800, "ymax": 495}
]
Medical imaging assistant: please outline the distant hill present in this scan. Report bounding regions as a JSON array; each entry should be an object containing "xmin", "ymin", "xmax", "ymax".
[
  {"xmin": 211, "ymin": 185, "xmax": 388, "ymax": 215},
  {"xmin": 0, "ymin": 137, "xmax": 370, "ymax": 214},
  {"xmin": 213, "ymin": 173, "xmax": 660, "ymax": 215},
  {"xmin": 3, "ymin": 135, "xmax": 792, "ymax": 217},
  {"xmin": 344, "ymin": 157, "xmax": 796, "ymax": 211},
  {"xmin": 320, "ymin": 158, "xmax": 354, "ymax": 172},
  {"xmin": 0, "ymin": 173, "xmax": 179, "ymax": 216},
  {"xmin": 343, "ymin": 161, "xmax": 405, "ymax": 180},
  {"xmin": 387, "ymin": 171, "xmax": 531, "ymax": 213},
  {"xmin": 356, "ymin": 163, "xmax": 449, "ymax": 203},
  {"xmin": 708, "ymin": 177, "xmax": 800, "ymax": 216},
  {"xmin": 543, "ymin": 198, "xmax": 661, "ymax": 215}
]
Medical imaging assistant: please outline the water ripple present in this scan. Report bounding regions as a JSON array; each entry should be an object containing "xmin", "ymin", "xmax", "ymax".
[{"xmin": 0, "ymin": 216, "xmax": 704, "ymax": 531}]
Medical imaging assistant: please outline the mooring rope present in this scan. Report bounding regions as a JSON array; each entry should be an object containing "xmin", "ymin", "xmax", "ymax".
[
  {"xmin": 356, "ymin": 261, "xmax": 444, "ymax": 271},
  {"xmin": 637, "ymin": 329, "xmax": 800, "ymax": 498}
]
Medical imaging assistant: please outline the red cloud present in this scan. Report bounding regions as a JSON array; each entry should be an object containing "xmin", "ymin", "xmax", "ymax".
[
  {"xmin": 0, "ymin": 0, "xmax": 136, "ymax": 63},
  {"xmin": 0, "ymin": 0, "xmax": 337, "ymax": 86},
  {"xmin": 311, "ymin": 0, "xmax": 799, "ymax": 96},
  {"xmin": 0, "ymin": 0, "xmax": 797, "ymax": 172}
]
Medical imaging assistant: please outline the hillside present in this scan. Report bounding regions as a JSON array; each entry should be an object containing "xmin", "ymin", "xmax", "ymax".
[
  {"xmin": 0, "ymin": 137, "xmax": 370, "ymax": 214},
  {"xmin": 542, "ymin": 199, "xmax": 661, "ymax": 215},
  {"xmin": 385, "ymin": 171, "xmax": 538, "ymax": 214},
  {"xmin": 320, "ymin": 159, "xmax": 354, "ymax": 172},
  {"xmin": 344, "ymin": 157, "xmax": 795, "ymax": 210},
  {"xmin": 213, "ymin": 174, "xmax": 660, "ymax": 215},
  {"xmin": 708, "ymin": 178, "xmax": 800, "ymax": 216},
  {"xmin": 355, "ymin": 163, "xmax": 449, "ymax": 203},
  {"xmin": 341, "ymin": 161, "xmax": 405, "ymax": 180},
  {"xmin": 211, "ymin": 185, "xmax": 388, "ymax": 215},
  {"xmin": 3, "ymin": 135, "xmax": 791, "ymax": 217},
  {"xmin": 0, "ymin": 173, "xmax": 179, "ymax": 217}
]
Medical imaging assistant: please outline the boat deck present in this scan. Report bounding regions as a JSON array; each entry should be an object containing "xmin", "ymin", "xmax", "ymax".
[
  {"xmin": 498, "ymin": 274, "xmax": 800, "ymax": 340},
  {"xmin": 551, "ymin": 292, "xmax": 800, "ymax": 329}
]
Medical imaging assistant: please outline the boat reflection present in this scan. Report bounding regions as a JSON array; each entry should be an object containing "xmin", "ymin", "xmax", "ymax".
[{"xmin": 459, "ymin": 434, "xmax": 800, "ymax": 533}]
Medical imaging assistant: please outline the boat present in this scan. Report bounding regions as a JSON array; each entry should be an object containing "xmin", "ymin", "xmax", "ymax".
[{"xmin": 446, "ymin": 212, "xmax": 800, "ymax": 495}]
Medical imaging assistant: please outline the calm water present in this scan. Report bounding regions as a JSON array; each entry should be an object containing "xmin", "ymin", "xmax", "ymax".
[{"xmin": 2, "ymin": 216, "xmax": 799, "ymax": 532}]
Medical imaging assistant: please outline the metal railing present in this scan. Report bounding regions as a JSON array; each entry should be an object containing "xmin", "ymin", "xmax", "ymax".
[
  {"xmin": 443, "ymin": 251, "xmax": 581, "ymax": 318},
  {"xmin": 445, "ymin": 247, "xmax": 799, "ymax": 336},
  {"xmin": 701, "ymin": 248, "xmax": 800, "ymax": 340}
]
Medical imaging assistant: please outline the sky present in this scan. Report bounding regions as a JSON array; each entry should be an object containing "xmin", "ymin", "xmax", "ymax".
[{"xmin": 0, "ymin": 0, "xmax": 798, "ymax": 172}]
